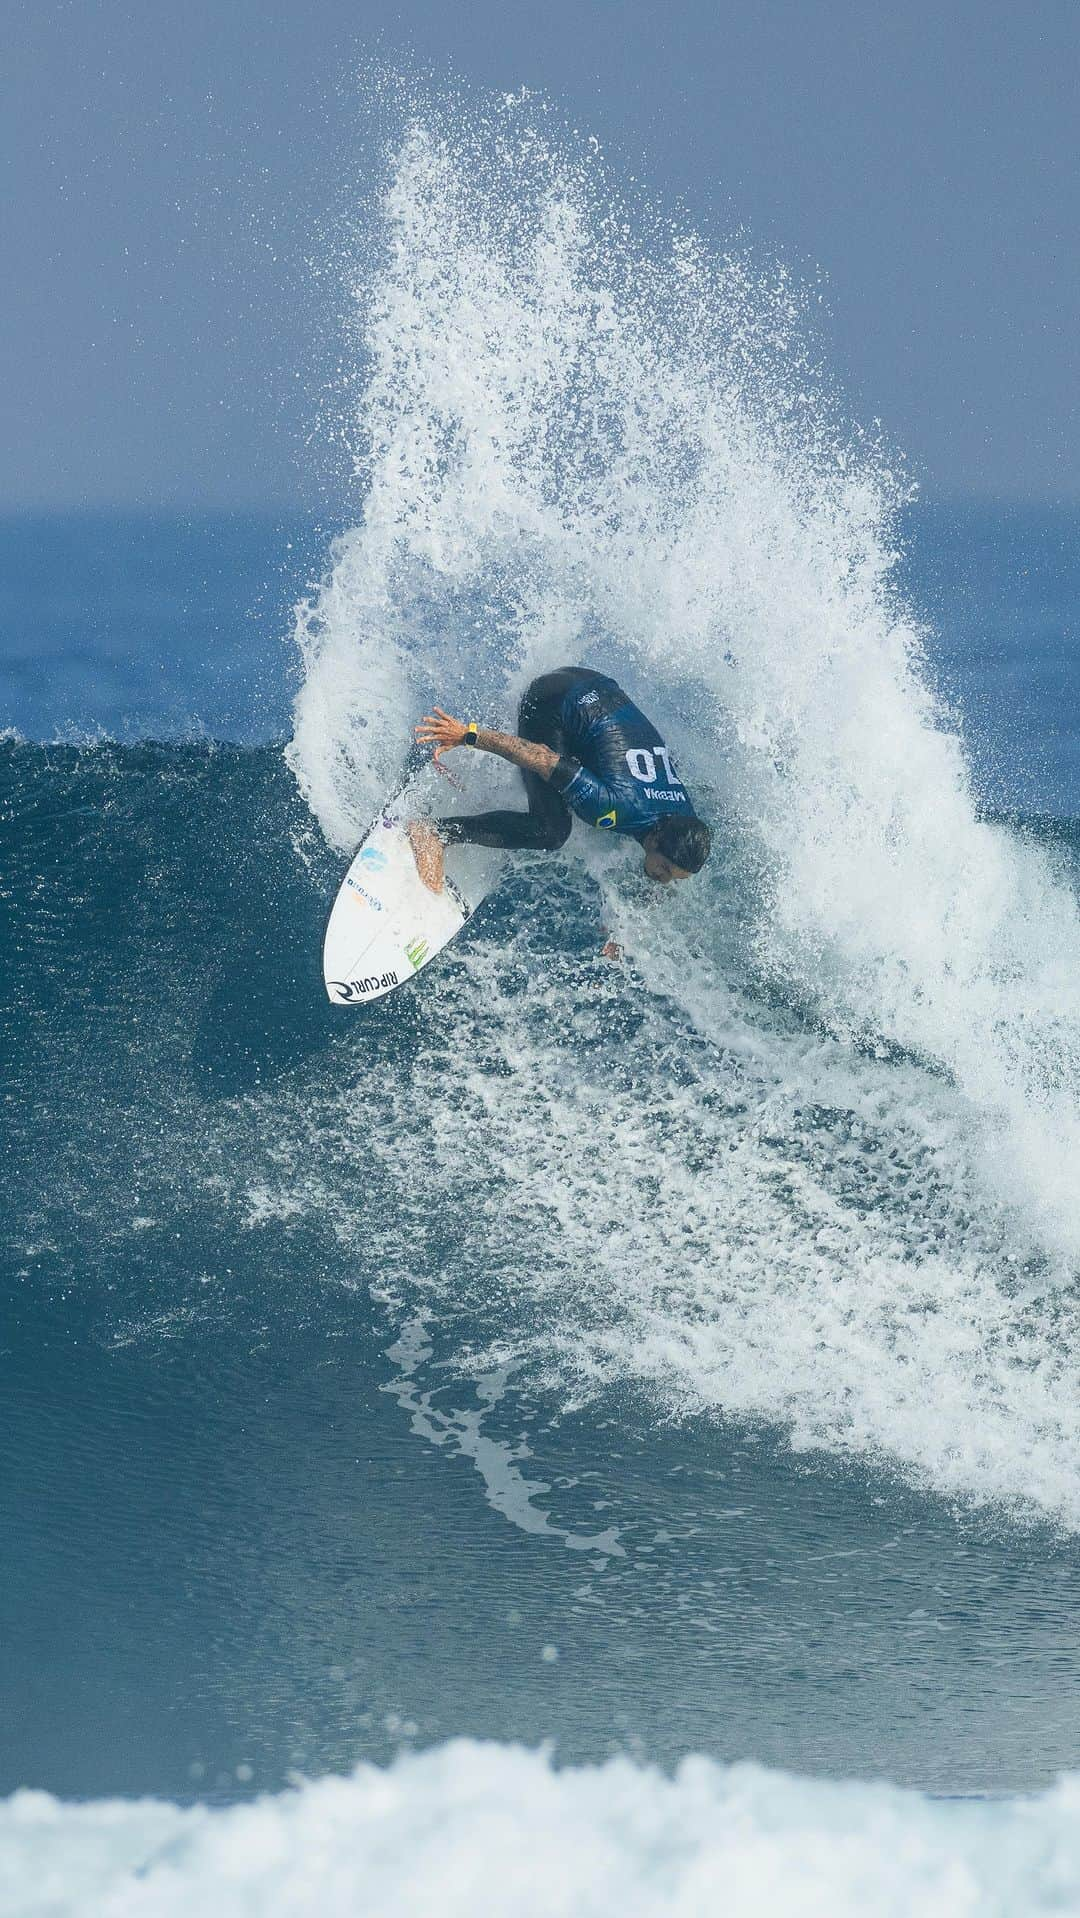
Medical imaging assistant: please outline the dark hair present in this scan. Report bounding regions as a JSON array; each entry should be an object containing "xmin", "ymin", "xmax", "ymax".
[{"xmin": 651, "ymin": 815, "xmax": 711, "ymax": 874}]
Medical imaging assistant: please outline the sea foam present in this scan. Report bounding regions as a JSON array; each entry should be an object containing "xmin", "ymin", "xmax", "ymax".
[{"xmin": 3, "ymin": 1742, "xmax": 1079, "ymax": 1918}]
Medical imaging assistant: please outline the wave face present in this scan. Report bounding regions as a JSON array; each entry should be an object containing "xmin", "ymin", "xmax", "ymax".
[
  {"xmin": 5, "ymin": 1741, "xmax": 1080, "ymax": 1918},
  {"xmin": 283, "ymin": 105, "xmax": 1080, "ymax": 1523}
]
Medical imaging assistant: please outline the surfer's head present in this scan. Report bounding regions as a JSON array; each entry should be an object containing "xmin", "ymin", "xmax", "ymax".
[{"xmin": 643, "ymin": 817, "xmax": 711, "ymax": 884}]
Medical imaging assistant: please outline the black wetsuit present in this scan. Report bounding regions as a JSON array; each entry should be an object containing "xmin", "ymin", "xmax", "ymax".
[{"xmin": 438, "ymin": 667, "xmax": 698, "ymax": 852}]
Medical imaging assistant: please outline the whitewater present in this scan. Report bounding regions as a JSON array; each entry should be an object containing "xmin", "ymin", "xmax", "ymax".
[{"xmin": 8, "ymin": 1744, "xmax": 1080, "ymax": 1918}]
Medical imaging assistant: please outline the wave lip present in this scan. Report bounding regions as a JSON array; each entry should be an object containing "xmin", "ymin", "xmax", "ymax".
[{"xmin": 4, "ymin": 1741, "xmax": 1080, "ymax": 1917}]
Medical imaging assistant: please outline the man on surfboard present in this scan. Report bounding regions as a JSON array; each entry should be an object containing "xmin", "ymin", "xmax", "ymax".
[{"xmin": 408, "ymin": 666, "xmax": 710, "ymax": 892}]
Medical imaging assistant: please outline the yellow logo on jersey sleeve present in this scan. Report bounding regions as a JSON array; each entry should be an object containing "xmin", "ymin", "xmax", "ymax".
[{"xmin": 596, "ymin": 809, "xmax": 617, "ymax": 830}]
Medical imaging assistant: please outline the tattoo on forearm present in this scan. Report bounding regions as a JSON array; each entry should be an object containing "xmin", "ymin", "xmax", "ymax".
[{"xmin": 475, "ymin": 729, "xmax": 559, "ymax": 779}]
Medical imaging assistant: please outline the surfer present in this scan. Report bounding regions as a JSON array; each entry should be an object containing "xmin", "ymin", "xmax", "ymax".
[{"xmin": 408, "ymin": 666, "xmax": 710, "ymax": 892}]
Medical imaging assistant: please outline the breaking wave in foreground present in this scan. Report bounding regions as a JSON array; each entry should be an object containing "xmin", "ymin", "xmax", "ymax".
[{"xmin": 5, "ymin": 1741, "xmax": 1080, "ymax": 1918}]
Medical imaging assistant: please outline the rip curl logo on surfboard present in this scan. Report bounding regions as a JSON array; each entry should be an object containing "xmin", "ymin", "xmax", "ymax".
[{"xmin": 329, "ymin": 972, "xmax": 399, "ymax": 1002}]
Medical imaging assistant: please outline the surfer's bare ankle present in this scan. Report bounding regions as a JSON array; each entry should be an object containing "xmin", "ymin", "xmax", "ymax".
[{"xmin": 407, "ymin": 819, "xmax": 446, "ymax": 894}]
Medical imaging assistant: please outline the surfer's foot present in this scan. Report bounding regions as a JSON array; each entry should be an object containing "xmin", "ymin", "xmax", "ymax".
[{"xmin": 407, "ymin": 819, "xmax": 446, "ymax": 894}]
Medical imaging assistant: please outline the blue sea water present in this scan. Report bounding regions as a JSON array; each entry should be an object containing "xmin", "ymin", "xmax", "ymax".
[
  {"xmin": 5, "ymin": 506, "xmax": 1080, "ymax": 1808},
  {"xmin": 4, "ymin": 105, "xmax": 1080, "ymax": 1916}
]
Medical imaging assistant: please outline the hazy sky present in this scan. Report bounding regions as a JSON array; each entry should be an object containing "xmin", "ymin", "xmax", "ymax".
[{"xmin": 4, "ymin": 0, "xmax": 1078, "ymax": 509}]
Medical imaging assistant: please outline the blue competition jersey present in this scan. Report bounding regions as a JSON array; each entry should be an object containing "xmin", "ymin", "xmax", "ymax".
[{"xmin": 546, "ymin": 672, "xmax": 697, "ymax": 840}]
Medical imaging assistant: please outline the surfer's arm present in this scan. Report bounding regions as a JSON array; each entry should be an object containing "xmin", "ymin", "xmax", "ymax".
[
  {"xmin": 471, "ymin": 728, "xmax": 560, "ymax": 777},
  {"xmin": 416, "ymin": 709, "xmax": 560, "ymax": 779}
]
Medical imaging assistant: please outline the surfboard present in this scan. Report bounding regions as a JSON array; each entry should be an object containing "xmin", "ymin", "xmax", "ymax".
[{"xmin": 323, "ymin": 792, "xmax": 500, "ymax": 1006}]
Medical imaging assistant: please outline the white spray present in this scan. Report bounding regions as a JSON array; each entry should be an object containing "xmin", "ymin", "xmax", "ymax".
[{"xmin": 284, "ymin": 99, "xmax": 1080, "ymax": 1522}]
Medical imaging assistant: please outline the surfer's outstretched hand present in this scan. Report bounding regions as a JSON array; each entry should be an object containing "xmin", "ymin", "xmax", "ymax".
[{"xmin": 416, "ymin": 708, "xmax": 467, "ymax": 759}]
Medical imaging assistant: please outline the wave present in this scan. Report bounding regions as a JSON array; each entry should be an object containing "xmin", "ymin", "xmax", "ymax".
[
  {"xmin": 271, "ymin": 97, "xmax": 1080, "ymax": 1521},
  {"xmin": 10, "ymin": 727, "xmax": 1080, "ymax": 1529},
  {"xmin": 289, "ymin": 101, "xmax": 1080, "ymax": 1257},
  {"xmin": 4, "ymin": 1739, "xmax": 1078, "ymax": 1917},
  {"xmin": 9, "ymin": 111, "xmax": 1080, "ymax": 1540}
]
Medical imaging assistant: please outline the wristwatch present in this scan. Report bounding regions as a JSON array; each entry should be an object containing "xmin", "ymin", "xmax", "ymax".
[{"xmin": 463, "ymin": 722, "xmax": 479, "ymax": 746}]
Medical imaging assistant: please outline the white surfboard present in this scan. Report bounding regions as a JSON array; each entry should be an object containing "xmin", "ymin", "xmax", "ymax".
[{"xmin": 323, "ymin": 795, "xmax": 500, "ymax": 1006}]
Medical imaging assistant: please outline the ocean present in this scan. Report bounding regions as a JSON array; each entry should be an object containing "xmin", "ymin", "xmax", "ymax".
[{"xmin": 4, "ymin": 107, "xmax": 1080, "ymax": 1915}]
